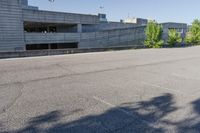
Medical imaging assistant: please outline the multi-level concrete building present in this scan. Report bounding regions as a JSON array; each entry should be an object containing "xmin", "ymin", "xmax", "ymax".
[{"xmin": 0, "ymin": 0, "xmax": 188, "ymax": 53}]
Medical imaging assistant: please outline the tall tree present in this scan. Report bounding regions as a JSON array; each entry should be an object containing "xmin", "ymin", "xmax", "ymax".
[
  {"xmin": 185, "ymin": 19, "xmax": 200, "ymax": 45},
  {"xmin": 167, "ymin": 29, "xmax": 182, "ymax": 47},
  {"xmin": 144, "ymin": 21, "xmax": 164, "ymax": 48}
]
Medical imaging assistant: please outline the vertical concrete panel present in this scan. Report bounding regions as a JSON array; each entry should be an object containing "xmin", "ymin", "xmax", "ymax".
[
  {"xmin": 0, "ymin": 0, "xmax": 25, "ymax": 52},
  {"xmin": 77, "ymin": 24, "xmax": 82, "ymax": 33}
]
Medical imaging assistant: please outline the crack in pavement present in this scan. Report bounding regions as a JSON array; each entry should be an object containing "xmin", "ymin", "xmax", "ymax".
[{"xmin": 0, "ymin": 83, "xmax": 24, "ymax": 115}]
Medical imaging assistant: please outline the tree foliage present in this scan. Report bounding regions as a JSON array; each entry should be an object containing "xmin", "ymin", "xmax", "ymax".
[
  {"xmin": 185, "ymin": 19, "xmax": 200, "ymax": 45},
  {"xmin": 167, "ymin": 29, "xmax": 182, "ymax": 47},
  {"xmin": 144, "ymin": 21, "xmax": 164, "ymax": 48}
]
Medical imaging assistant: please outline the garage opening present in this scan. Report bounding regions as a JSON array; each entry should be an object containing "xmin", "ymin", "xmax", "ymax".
[
  {"xmin": 26, "ymin": 44, "xmax": 48, "ymax": 50},
  {"xmin": 50, "ymin": 43, "xmax": 78, "ymax": 49},
  {"xmin": 24, "ymin": 22, "xmax": 78, "ymax": 33},
  {"xmin": 26, "ymin": 43, "xmax": 78, "ymax": 50}
]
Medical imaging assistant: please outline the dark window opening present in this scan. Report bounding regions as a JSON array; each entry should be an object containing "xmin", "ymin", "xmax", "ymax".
[
  {"xmin": 50, "ymin": 43, "xmax": 78, "ymax": 49},
  {"xmin": 57, "ymin": 43, "xmax": 78, "ymax": 49},
  {"xmin": 49, "ymin": 26, "xmax": 57, "ymax": 32},
  {"xmin": 50, "ymin": 44, "xmax": 58, "ymax": 49},
  {"xmin": 26, "ymin": 43, "xmax": 78, "ymax": 51},
  {"xmin": 24, "ymin": 22, "xmax": 78, "ymax": 33},
  {"xmin": 26, "ymin": 44, "xmax": 49, "ymax": 50}
]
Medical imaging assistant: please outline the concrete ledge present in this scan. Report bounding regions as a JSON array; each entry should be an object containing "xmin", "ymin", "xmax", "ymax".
[{"xmin": 0, "ymin": 45, "xmax": 145, "ymax": 59}]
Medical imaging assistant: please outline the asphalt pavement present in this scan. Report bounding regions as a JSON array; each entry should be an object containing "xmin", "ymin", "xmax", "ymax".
[{"xmin": 1, "ymin": 47, "xmax": 200, "ymax": 132}]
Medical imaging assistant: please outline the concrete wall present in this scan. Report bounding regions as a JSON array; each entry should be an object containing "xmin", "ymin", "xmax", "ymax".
[
  {"xmin": 0, "ymin": 46, "xmax": 146, "ymax": 59},
  {"xmin": 24, "ymin": 26, "xmax": 146, "ymax": 48},
  {"xmin": 0, "ymin": 0, "xmax": 25, "ymax": 52},
  {"xmin": 25, "ymin": 33, "xmax": 81, "ymax": 44},
  {"xmin": 79, "ymin": 26, "xmax": 145, "ymax": 48},
  {"xmin": 95, "ymin": 22, "xmax": 137, "ymax": 31},
  {"xmin": 22, "ymin": 9, "xmax": 99, "ymax": 24},
  {"xmin": 82, "ymin": 22, "xmax": 138, "ymax": 32}
]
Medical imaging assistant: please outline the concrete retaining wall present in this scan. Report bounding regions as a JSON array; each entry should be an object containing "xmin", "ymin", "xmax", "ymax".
[{"xmin": 0, "ymin": 46, "xmax": 145, "ymax": 59}]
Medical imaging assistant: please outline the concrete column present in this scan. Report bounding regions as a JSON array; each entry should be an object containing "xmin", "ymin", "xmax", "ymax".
[
  {"xmin": 48, "ymin": 44, "xmax": 51, "ymax": 49},
  {"xmin": 77, "ymin": 24, "xmax": 82, "ymax": 33}
]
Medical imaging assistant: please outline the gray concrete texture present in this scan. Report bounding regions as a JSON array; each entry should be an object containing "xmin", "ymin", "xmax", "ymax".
[
  {"xmin": 0, "ymin": 0, "xmax": 25, "ymax": 51},
  {"xmin": 1, "ymin": 47, "xmax": 200, "ymax": 132},
  {"xmin": 24, "ymin": 26, "xmax": 145, "ymax": 48},
  {"xmin": 22, "ymin": 9, "xmax": 99, "ymax": 25}
]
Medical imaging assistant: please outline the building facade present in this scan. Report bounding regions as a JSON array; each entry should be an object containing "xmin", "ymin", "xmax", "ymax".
[
  {"xmin": 161, "ymin": 22, "xmax": 188, "ymax": 43},
  {"xmin": 0, "ymin": 0, "xmax": 188, "ymax": 52}
]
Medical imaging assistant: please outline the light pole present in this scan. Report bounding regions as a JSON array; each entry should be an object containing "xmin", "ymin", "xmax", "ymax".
[{"xmin": 99, "ymin": 6, "xmax": 104, "ymax": 14}]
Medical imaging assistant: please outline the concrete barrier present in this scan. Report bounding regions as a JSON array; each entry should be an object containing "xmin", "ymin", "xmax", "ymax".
[{"xmin": 0, "ymin": 45, "xmax": 145, "ymax": 59}]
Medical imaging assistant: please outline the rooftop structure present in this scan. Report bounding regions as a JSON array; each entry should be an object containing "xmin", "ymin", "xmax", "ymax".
[
  {"xmin": 21, "ymin": 0, "xmax": 38, "ymax": 10},
  {"xmin": 123, "ymin": 17, "xmax": 148, "ymax": 26}
]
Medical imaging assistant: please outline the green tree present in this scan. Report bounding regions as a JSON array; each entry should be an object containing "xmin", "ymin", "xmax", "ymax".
[
  {"xmin": 185, "ymin": 19, "xmax": 200, "ymax": 45},
  {"xmin": 144, "ymin": 21, "xmax": 164, "ymax": 48},
  {"xmin": 167, "ymin": 29, "xmax": 182, "ymax": 47}
]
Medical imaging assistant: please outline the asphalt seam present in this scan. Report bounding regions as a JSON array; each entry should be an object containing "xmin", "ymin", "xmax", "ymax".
[{"xmin": 93, "ymin": 96, "xmax": 157, "ymax": 133}]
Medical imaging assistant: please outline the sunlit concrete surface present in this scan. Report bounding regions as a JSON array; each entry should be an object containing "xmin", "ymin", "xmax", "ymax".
[{"xmin": 1, "ymin": 46, "xmax": 200, "ymax": 132}]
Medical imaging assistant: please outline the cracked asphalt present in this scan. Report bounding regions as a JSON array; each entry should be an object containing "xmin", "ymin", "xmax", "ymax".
[{"xmin": 1, "ymin": 47, "xmax": 200, "ymax": 132}]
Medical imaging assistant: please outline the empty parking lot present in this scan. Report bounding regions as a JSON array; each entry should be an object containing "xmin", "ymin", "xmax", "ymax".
[{"xmin": 1, "ymin": 47, "xmax": 200, "ymax": 132}]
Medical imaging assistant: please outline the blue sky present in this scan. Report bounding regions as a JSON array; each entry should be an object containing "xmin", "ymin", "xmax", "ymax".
[{"xmin": 29, "ymin": 0, "xmax": 199, "ymax": 24}]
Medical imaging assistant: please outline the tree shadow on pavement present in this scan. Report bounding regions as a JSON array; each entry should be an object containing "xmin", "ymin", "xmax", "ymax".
[
  {"xmin": 2, "ymin": 94, "xmax": 200, "ymax": 133},
  {"xmin": 1, "ymin": 93, "xmax": 180, "ymax": 133},
  {"xmin": 174, "ymin": 98, "xmax": 200, "ymax": 133},
  {"xmin": 0, "ymin": 123, "xmax": 4, "ymax": 131}
]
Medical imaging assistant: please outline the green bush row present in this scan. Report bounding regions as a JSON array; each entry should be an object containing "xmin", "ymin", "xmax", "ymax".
[{"xmin": 144, "ymin": 19, "xmax": 200, "ymax": 48}]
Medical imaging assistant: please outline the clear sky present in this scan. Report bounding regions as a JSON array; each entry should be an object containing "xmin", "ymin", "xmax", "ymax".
[{"xmin": 29, "ymin": 0, "xmax": 199, "ymax": 24}]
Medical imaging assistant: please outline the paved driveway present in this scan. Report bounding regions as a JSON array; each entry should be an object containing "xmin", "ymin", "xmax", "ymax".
[{"xmin": 1, "ymin": 47, "xmax": 200, "ymax": 132}]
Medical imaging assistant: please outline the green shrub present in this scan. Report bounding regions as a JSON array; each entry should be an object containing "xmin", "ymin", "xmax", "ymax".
[
  {"xmin": 144, "ymin": 21, "xmax": 164, "ymax": 48},
  {"xmin": 167, "ymin": 29, "xmax": 182, "ymax": 47},
  {"xmin": 185, "ymin": 19, "xmax": 200, "ymax": 45}
]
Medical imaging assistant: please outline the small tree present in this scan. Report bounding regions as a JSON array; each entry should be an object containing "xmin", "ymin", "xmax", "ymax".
[
  {"xmin": 185, "ymin": 19, "xmax": 200, "ymax": 45},
  {"xmin": 167, "ymin": 29, "xmax": 182, "ymax": 47},
  {"xmin": 144, "ymin": 21, "xmax": 164, "ymax": 48}
]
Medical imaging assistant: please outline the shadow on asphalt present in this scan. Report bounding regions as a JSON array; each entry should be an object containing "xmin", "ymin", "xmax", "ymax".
[{"xmin": 2, "ymin": 94, "xmax": 200, "ymax": 133}]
